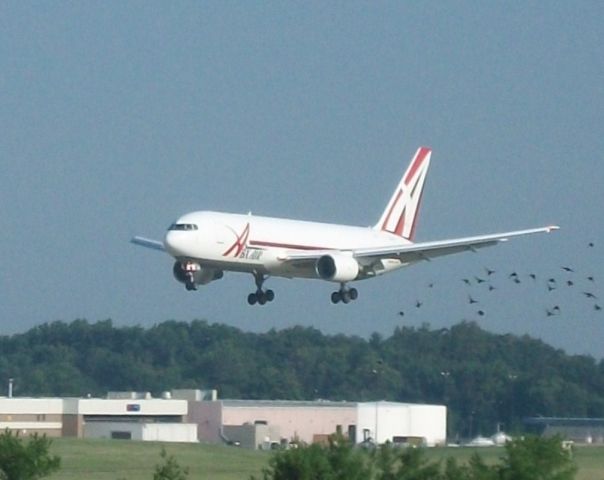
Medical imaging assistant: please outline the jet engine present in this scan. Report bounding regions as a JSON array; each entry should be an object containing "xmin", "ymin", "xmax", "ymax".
[
  {"xmin": 315, "ymin": 254, "xmax": 359, "ymax": 282},
  {"xmin": 172, "ymin": 261, "xmax": 223, "ymax": 286}
]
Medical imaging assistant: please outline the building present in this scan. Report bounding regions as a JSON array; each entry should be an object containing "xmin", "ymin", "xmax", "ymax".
[
  {"xmin": 525, "ymin": 417, "xmax": 604, "ymax": 444},
  {"xmin": 0, "ymin": 394, "xmax": 194, "ymax": 443},
  {"xmin": 357, "ymin": 402, "xmax": 447, "ymax": 446},
  {"xmin": 189, "ymin": 398, "xmax": 446, "ymax": 448},
  {"xmin": 0, "ymin": 391, "xmax": 446, "ymax": 448}
]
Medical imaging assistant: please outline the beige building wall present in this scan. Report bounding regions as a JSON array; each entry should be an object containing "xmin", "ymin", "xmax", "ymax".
[
  {"xmin": 221, "ymin": 402, "xmax": 357, "ymax": 444},
  {"xmin": 0, "ymin": 398, "xmax": 64, "ymax": 437},
  {"xmin": 188, "ymin": 400, "xmax": 223, "ymax": 443},
  {"xmin": 62, "ymin": 414, "xmax": 84, "ymax": 437},
  {"xmin": 223, "ymin": 423, "xmax": 281, "ymax": 449}
]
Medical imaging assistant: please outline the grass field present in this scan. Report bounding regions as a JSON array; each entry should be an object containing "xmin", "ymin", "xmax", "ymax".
[
  {"xmin": 47, "ymin": 438, "xmax": 269, "ymax": 480},
  {"xmin": 46, "ymin": 438, "xmax": 604, "ymax": 480},
  {"xmin": 423, "ymin": 446, "xmax": 604, "ymax": 480}
]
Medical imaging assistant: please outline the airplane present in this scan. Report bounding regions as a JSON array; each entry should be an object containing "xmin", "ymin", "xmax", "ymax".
[{"xmin": 131, "ymin": 147, "xmax": 559, "ymax": 305}]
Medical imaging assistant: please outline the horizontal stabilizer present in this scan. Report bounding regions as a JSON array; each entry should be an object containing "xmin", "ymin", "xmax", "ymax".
[{"xmin": 131, "ymin": 236, "xmax": 165, "ymax": 252}]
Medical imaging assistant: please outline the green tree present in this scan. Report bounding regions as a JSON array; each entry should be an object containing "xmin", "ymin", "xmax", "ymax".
[
  {"xmin": 256, "ymin": 443, "xmax": 332, "ymax": 480},
  {"xmin": 255, "ymin": 435, "xmax": 372, "ymax": 480},
  {"xmin": 373, "ymin": 445, "xmax": 441, "ymax": 480},
  {"xmin": 153, "ymin": 448, "xmax": 189, "ymax": 480},
  {"xmin": 324, "ymin": 436, "xmax": 373, "ymax": 480},
  {"xmin": 442, "ymin": 454, "xmax": 498, "ymax": 480},
  {"xmin": 0, "ymin": 430, "xmax": 60, "ymax": 480},
  {"xmin": 497, "ymin": 435, "xmax": 577, "ymax": 480}
]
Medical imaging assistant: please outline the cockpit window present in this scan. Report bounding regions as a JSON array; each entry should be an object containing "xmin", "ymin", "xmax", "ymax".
[{"xmin": 168, "ymin": 223, "xmax": 198, "ymax": 231}]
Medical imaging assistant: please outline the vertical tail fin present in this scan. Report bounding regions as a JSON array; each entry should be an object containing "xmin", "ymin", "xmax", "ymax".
[{"xmin": 374, "ymin": 147, "xmax": 432, "ymax": 241}]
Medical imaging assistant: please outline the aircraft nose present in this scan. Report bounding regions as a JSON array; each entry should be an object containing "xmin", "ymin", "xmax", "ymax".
[{"xmin": 164, "ymin": 231, "xmax": 189, "ymax": 257}]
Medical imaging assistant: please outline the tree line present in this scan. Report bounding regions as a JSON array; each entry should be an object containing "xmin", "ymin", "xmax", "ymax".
[
  {"xmin": 1, "ymin": 319, "xmax": 604, "ymax": 437},
  {"xmin": 255, "ymin": 434, "xmax": 577, "ymax": 480}
]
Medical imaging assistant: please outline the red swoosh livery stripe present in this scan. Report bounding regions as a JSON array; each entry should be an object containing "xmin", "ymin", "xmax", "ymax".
[
  {"xmin": 222, "ymin": 223, "xmax": 250, "ymax": 257},
  {"xmin": 249, "ymin": 240, "xmax": 330, "ymax": 251}
]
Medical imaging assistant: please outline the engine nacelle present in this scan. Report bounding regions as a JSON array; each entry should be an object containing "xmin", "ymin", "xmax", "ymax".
[
  {"xmin": 315, "ymin": 254, "xmax": 359, "ymax": 282},
  {"xmin": 172, "ymin": 261, "xmax": 223, "ymax": 286}
]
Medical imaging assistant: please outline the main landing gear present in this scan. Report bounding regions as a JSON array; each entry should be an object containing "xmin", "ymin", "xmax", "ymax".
[
  {"xmin": 331, "ymin": 283, "xmax": 358, "ymax": 304},
  {"xmin": 247, "ymin": 272, "xmax": 275, "ymax": 306}
]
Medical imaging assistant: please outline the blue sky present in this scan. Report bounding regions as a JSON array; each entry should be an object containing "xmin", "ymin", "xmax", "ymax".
[{"xmin": 1, "ymin": 2, "xmax": 603, "ymax": 357}]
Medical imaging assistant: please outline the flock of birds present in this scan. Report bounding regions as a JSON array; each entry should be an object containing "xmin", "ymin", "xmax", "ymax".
[{"xmin": 397, "ymin": 241, "xmax": 601, "ymax": 320}]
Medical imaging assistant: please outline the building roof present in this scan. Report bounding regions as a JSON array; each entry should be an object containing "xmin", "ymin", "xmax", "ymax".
[
  {"xmin": 220, "ymin": 399, "xmax": 446, "ymax": 409},
  {"xmin": 222, "ymin": 399, "xmax": 357, "ymax": 408},
  {"xmin": 524, "ymin": 417, "xmax": 604, "ymax": 427}
]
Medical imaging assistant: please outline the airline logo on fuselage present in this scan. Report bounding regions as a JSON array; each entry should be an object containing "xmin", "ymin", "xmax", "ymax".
[{"xmin": 222, "ymin": 223, "xmax": 251, "ymax": 257}]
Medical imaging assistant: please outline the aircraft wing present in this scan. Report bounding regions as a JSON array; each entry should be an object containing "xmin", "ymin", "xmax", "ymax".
[
  {"xmin": 282, "ymin": 225, "xmax": 559, "ymax": 264},
  {"xmin": 131, "ymin": 236, "xmax": 165, "ymax": 252}
]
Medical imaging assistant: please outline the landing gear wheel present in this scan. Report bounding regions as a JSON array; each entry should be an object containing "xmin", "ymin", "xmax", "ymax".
[
  {"xmin": 331, "ymin": 291, "xmax": 341, "ymax": 304},
  {"xmin": 185, "ymin": 272, "xmax": 197, "ymax": 291},
  {"xmin": 247, "ymin": 272, "xmax": 275, "ymax": 306},
  {"xmin": 331, "ymin": 284, "xmax": 358, "ymax": 304}
]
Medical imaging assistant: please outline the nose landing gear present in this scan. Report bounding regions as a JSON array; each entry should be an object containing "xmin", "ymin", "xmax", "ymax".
[
  {"xmin": 185, "ymin": 276, "xmax": 197, "ymax": 291},
  {"xmin": 182, "ymin": 262, "xmax": 199, "ymax": 291},
  {"xmin": 331, "ymin": 284, "xmax": 358, "ymax": 304}
]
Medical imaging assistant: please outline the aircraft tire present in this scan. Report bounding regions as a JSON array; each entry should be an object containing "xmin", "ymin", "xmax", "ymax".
[
  {"xmin": 247, "ymin": 293, "xmax": 257, "ymax": 305},
  {"xmin": 331, "ymin": 292, "xmax": 341, "ymax": 304},
  {"xmin": 349, "ymin": 288, "xmax": 358, "ymax": 300},
  {"xmin": 266, "ymin": 289, "xmax": 275, "ymax": 302}
]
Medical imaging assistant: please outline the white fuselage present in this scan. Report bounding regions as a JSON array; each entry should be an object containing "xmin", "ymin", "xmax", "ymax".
[{"xmin": 164, "ymin": 211, "xmax": 413, "ymax": 281}]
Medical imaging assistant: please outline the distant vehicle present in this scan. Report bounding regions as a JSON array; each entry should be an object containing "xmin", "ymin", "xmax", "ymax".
[
  {"xmin": 466, "ymin": 436, "xmax": 496, "ymax": 447},
  {"xmin": 132, "ymin": 147, "xmax": 558, "ymax": 305}
]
